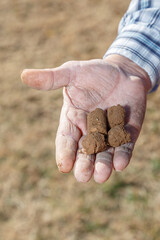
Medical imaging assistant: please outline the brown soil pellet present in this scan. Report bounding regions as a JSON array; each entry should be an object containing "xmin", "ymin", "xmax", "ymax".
[
  {"xmin": 81, "ymin": 105, "xmax": 131, "ymax": 154},
  {"xmin": 81, "ymin": 108, "xmax": 107, "ymax": 154},
  {"xmin": 107, "ymin": 104, "xmax": 125, "ymax": 128},
  {"xmin": 108, "ymin": 125, "xmax": 131, "ymax": 147},
  {"xmin": 87, "ymin": 108, "xmax": 107, "ymax": 135},
  {"xmin": 82, "ymin": 132, "xmax": 107, "ymax": 155}
]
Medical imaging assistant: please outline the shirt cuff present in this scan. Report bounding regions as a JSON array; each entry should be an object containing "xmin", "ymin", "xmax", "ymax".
[{"xmin": 104, "ymin": 24, "xmax": 160, "ymax": 93}]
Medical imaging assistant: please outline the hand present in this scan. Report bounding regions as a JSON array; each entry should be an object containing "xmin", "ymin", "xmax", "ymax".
[{"xmin": 21, "ymin": 55, "xmax": 151, "ymax": 183}]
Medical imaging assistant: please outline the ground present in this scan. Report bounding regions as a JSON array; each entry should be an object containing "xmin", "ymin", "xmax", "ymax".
[{"xmin": 0, "ymin": 0, "xmax": 160, "ymax": 239}]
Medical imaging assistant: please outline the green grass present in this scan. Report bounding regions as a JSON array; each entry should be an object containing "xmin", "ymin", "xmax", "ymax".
[
  {"xmin": 101, "ymin": 177, "xmax": 138, "ymax": 198},
  {"xmin": 151, "ymin": 158, "xmax": 160, "ymax": 177}
]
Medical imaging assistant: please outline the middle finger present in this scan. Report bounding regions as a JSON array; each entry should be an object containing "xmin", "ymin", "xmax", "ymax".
[{"xmin": 94, "ymin": 147, "xmax": 114, "ymax": 183}]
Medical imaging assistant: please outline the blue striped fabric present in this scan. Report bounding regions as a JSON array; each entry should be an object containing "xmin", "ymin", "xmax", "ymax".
[{"xmin": 104, "ymin": 0, "xmax": 160, "ymax": 92}]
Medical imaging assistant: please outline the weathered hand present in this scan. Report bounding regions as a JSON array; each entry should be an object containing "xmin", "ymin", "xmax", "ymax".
[{"xmin": 21, "ymin": 55, "xmax": 151, "ymax": 183}]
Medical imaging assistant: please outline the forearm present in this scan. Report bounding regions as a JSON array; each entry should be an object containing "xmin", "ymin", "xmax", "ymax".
[{"xmin": 104, "ymin": 0, "xmax": 160, "ymax": 93}]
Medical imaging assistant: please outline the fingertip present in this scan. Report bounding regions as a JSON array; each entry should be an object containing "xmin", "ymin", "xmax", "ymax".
[
  {"xmin": 94, "ymin": 162, "xmax": 112, "ymax": 183},
  {"xmin": 21, "ymin": 69, "xmax": 29, "ymax": 84},
  {"xmin": 74, "ymin": 164, "xmax": 93, "ymax": 183},
  {"xmin": 74, "ymin": 173, "xmax": 91, "ymax": 183},
  {"xmin": 113, "ymin": 153, "xmax": 130, "ymax": 172},
  {"xmin": 21, "ymin": 69, "xmax": 38, "ymax": 89},
  {"xmin": 94, "ymin": 175, "xmax": 107, "ymax": 184},
  {"xmin": 57, "ymin": 161, "xmax": 73, "ymax": 173},
  {"xmin": 56, "ymin": 134, "xmax": 78, "ymax": 174},
  {"xmin": 74, "ymin": 170, "xmax": 92, "ymax": 183},
  {"xmin": 73, "ymin": 153, "xmax": 94, "ymax": 183},
  {"xmin": 94, "ymin": 149, "xmax": 113, "ymax": 183},
  {"xmin": 113, "ymin": 143, "xmax": 134, "ymax": 172},
  {"xmin": 56, "ymin": 150, "xmax": 76, "ymax": 174}
]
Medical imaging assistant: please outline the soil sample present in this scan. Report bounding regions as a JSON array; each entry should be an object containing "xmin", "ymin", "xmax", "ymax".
[
  {"xmin": 82, "ymin": 108, "xmax": 107, "ymax": 154},
  {"xmin": 107, "ymin": 104, "xmax": 125, "ymax": 128},
  {"xmin": 87, "ymin": 108, "xmax": 107, "ymax": 135},
  {"xmin": 82, "ymin": 132, "xmax": 107, "ymax": 155},
  {"xmin": 108, "ymin": 125, "xmax": 131, "ymax": 147},
  {"xmin": 107, "ymin": 105, "xmax": 131, "ymax": 147}
]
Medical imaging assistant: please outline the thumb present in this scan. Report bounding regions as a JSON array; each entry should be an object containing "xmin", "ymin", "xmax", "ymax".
[{"xmin": 21, "ymin": 65, "xmax": 70, "ymax": 90}]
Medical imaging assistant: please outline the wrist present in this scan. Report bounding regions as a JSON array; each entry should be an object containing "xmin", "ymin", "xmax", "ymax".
[{"xmin": 104, "ymin": 54, "xmax": 151, "ymax": 92}]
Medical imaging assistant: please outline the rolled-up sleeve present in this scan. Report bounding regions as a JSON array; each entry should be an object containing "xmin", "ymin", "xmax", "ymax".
[{"xmin": 104, "ymin": 0, "xmax": 160, "ymax": 92}]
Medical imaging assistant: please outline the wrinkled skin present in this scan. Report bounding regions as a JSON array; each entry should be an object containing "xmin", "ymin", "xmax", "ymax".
[{"xmin": 21, "ymin": 55, "xmax": 151, "ymax": 183}]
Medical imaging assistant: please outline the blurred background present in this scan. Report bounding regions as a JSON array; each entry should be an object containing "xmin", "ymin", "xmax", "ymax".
[{"xmin": 0, "ymin": 0, "xmax": 160, "ymax": 239}]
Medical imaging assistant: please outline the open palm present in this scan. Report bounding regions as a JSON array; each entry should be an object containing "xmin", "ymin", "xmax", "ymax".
[{"xmin": 21, "ymin": 57, "xmax": 150, "ymax": 183}]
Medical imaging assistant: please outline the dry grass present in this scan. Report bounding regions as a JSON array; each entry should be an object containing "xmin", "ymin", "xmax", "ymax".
[{"xmin": 0, "ymin": 0, "xmax": 160, "ymax": 239}]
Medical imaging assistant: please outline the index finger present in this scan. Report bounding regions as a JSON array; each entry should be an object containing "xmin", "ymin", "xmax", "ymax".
[{"xmin": 56, "ymin": 103, "xmax": 81, "ymax": 173}]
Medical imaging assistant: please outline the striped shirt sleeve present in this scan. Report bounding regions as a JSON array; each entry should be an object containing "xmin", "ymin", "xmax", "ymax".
[{"xmin": 104, "ymin": 0, "xmax": 160, "ymax": 92}]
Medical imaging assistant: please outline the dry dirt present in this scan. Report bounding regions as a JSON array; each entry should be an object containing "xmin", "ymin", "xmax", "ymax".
[{"xmin": 0, "ymin": 0, "xmax": 160, "ymax": 240}]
